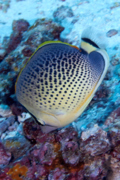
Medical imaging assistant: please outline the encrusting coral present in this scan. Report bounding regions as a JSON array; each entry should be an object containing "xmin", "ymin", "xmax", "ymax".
[{"xmin": 7, "ymin": 163, "xmax": 28, "ymax": 180}]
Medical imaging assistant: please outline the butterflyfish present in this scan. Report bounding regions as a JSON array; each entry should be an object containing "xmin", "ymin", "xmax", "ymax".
[{"xmin": 15, "ymin": 27, "xmax": 109, "ymax": 133}]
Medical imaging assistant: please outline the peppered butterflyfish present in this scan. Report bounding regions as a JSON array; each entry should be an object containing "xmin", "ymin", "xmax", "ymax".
[{"xmin": 15, "ymin": 27, "xmax": 109, "ymax": 132}]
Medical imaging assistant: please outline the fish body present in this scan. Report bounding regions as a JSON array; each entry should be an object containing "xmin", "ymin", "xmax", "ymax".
[{"xmin": 15, "ymin": 28, "xmax": 109, "ymax": 132}]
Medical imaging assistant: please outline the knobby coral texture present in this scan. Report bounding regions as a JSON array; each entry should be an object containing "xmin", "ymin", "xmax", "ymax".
[
  {"xmin": 0, "ymin": 0, "xmax": 120, "ymax": 179},
  {"xmin": 0, "ymin": 18, "xmax": 64, "ymax": 105},
  {"xmin": 0, "ymin": 108, "xmax": 119, "ymax": 179}
]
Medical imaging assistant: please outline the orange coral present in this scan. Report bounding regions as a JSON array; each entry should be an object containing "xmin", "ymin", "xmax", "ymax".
[{"xmin": 7, "ymin": 163, "xmax": 28, "ymax": 180}]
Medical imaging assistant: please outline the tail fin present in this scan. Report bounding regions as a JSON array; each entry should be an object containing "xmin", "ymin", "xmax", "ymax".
[{"xmin": 81, "ymin": 26, "xmax": 108, "ymax": 53}]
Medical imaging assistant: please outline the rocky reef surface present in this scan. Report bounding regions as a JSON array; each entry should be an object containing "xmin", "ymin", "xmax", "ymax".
[
  {"xmin": 0, "ymin": 18, "xmax": 64, "ymax": 105},
  {"xmin": 0, "ymin": 107, "xmax": 120, "ymax": 179},
  {"xmin": 0, "ymin": 0, "xmax": 120, "ymax": 179}
]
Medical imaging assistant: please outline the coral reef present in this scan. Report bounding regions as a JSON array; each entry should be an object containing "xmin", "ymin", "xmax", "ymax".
[
  {"xmin": 0, "ymin": 110, "xmax": 120, "ymax": 179},
  {"xmin": 0, "ymin": 18, "xmax": 64, "ymax": 105},
  {"xmin": 0, "ymin": 116, "xmax": 15, "ymax": 136},
  {"xmin": 48, "ymin": 168, "xmax": 68, "ymax": 180},
  {"xmin": 82, "ymin": 156, "xmax": 108, "ymax": 180},
  {"xmin": 4, "ymin": 135, "xmax": 31, "ymax": 160},
  {"xmin": 61, "ymin": 140, "xmax": 80, "ymax": 166},
  {"xmin": 0, "ymin": 141, "xmax": 11, "ymax": 167},
  {"xmin": 80, "ymin": 125, "xmax": 111, "ymax": 157},
  {"xmin": 0, "ymin": 107, "xmax": 120, "ymax": 179},
  {"xmin": 26, "ymin": 164, "xmax": 48, "ymax": 179},
  {"xmin": 7, "ymin": 163, "xmax": 28, "ymax": 180},
  {"xmin": 0, "ymin": 0, "xmax": 120, "ymax": 178},
  {"xmin": 6, "ymin": 19, "xmax": 30, "ymax": 54}
]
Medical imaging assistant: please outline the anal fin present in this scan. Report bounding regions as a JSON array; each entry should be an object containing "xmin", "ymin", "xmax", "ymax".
[{"xmin": 37, "ymin": 111, "xmax": 61, "ymax": 127}]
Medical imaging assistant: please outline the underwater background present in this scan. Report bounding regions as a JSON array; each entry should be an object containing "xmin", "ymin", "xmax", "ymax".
[{"xmin": 0, "ymin": 0, "xmax": 120, "ymax": 179}]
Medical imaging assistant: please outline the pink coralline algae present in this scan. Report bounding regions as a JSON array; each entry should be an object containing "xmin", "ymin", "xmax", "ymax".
[
  {"xmin": 26, "ymin": 165, "xmax": 48, "ymax": 179},
  {"xmin": 6, "ymin": 19, "xmax": 30, "ymax": 54},
  {"xmin": 48, "ymin": 168, "xmax": 68, "ymax": 180},
  {"xmin": 109, "ymin": 128, "xmax": 120, "ymax": 147},
  {"xmin": 56, "ymin": 127, "xmax": 78, "ymax": 143},
  {"xmin": 0, "ymin": 170, "xmax": 12, "ymax": 180},
  {"xmin": 10, "ymin": 102, "xmax": 26, "ymax": 116},
  {"xmin": 30, "ymin": 142, "xmax": 57, "ymax": 166},
  {"xmin": 80, "ymin": 125, "xmax": 111, "ymax": 157},
  {"xmin": 93, "ymin": 85, "xmax": 110, "ymax": 101},
  {"xmin": 104, "ymin": 107, "xmax": 120, "ymax": 162},
  {"xmin": 66, "ymin": 170, "xmax": 84, "ymax": 180},
  {"xmin": 23, "ymin": 117, "xmax": 56, "ymax": 144},
  {"xmin": 1, "ymin": 108, "xmax": 120, "ymax": 179},
  {"xmin": 107, "ymin": 111, "xmax": 120, "ymax": 161},
  {"xmin": 56, "ymin": 127, "xmax": 80, "ymax": 166},
  {"xmin": 111, "ymin": 144, "xmax": 120, "ymax": 160},
  {"xmin": 12, "ymin": 19, "xmax": 30, "ymax": 34},
  {"xmin": 104, "ymin": 106, "xmax": 120, "ymax": 126},
  {"xmin": 39, "ymin": 142, "xmax": 57, "ymax": 165},
  {"xmin": 23, "ymin": 117, "xmax": 42, "ymax": 143},
  {"xmin": 61, "ymin": 141, "xmax": 80, "ymax": 166},
  {"xmin": 21, "ymin": 46, "xmax": 34, "ymax": 57},
  {"xmin": 0, "ymin": 18, "xmax": 64, "ymax": 105},
  {"xmin": 24, "ymin": 19, "xmax": 64, "ymax": 48},
  {"xmin": 83, "ymin": 156, "xmax": 108, "ymax": 180},
  {"xmin": 0, "ymin": 141, "xmax": 11, "ymax": 167}
]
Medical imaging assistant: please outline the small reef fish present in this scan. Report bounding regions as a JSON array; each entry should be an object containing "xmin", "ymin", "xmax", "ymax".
[{"xmin": 15, "ymin": 27, "xmax": 109, "ymax": 133}]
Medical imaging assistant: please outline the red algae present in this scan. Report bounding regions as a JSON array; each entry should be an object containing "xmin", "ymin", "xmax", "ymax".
[
  {"xmin": 39, "ymin": 142, "xmax": 57, "ymax": 165},
  {"xmin": 27, "ymin": 125, "xmax": 84, "ymax": 178},
  {"xmin": 6, "ymin": 32, "xmax": 22, "ymax": 54},
  {"xmin": 12, "ymin": 19, "xmax": 30, "ymax": 34},
  {"xmin": 0, "ymin": 141, "xmax": 11, "ymax": 166},
  {"xmin": 0, "ymin": 121, "xmax": 114, "ymax": 179},
  {"xmin": 6, "ymin": 19, "xmax": 30, "ymax": 54},
  {"xmin": 48, "ymin": 167, "xmax": 68, "ymax": 180},
  {"xmin": 61, "ymin": 141, "xmax": 81, "ymax": 166},
  {"xmin": 26, "ymin": 164, "xmax": 48, "ymax": 179},
  {"xmin": 10, "ymin": 102, "xmax": 26, "ymax": 116},
  {"xmin": 80, "ymin": 126, "xmax": 111, "ymax": 157},
  {"xmin": 2, "ymin": 107, "xmax": 120, "ymax": 179},
  {"xmin": 105, "ymin": 107, "xmax": 120, "ymax": 126},
  {"xmin": 23, "ymin": 118, "xmax": 56, "ymax": 144},
  {"xmin": 56, "ymin": 127, "xmax": 78, "ymax": 142},
  {"xmin": 0, "ymin": 18, "xmax": 64, "ymax": 105},
  {"xmin": 22, "ymin": 46, "xmax": 34, "ymax": 57}
]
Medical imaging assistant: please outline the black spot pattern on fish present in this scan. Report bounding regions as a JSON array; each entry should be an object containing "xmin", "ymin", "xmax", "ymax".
[{"xmin": 16, "ymin": 43, "xmax": 104, "ymax": 113}]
